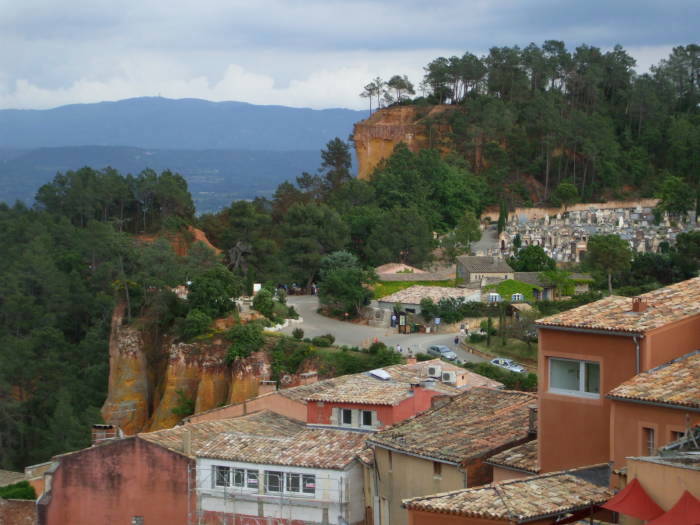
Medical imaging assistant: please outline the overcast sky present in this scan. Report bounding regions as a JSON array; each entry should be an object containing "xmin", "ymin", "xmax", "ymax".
[{"xmin": 1, "ymin": 0, "xmax": 697, "ymax": 110}]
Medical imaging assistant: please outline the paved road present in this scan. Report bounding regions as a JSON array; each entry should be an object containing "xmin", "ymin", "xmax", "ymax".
[
  {"xmin": 471, "ymin": 223, "xmax": 499, "ymax": 255},
  {"xmin": 279, "ymin": 296, "xmax": 486, "ymax": 364}
]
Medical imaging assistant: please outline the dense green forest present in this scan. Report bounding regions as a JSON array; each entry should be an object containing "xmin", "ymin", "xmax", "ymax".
[{"xmin": 365, "ymin": 43, "xmax": 699, "ymax": 204}]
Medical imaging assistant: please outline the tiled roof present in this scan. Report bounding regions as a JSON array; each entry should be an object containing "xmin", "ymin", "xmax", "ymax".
[
  {"xmin": 368, "ymin": 388, "xmax": 536, "ymax": 463},
  {"xmin": 0, "ymin": 469, "xmax": 25, "ymax": 487},
  {"xmin": 486, "ymin": 440, "xmax": 539, "ymax": 474},
  {"xmin": 282, "ymin": 359, "xmax": 486, "ymax": 405},
  {"xmin": 375, "ymin": 263, "xmax": 426, "ymax": 274},
  {"xmin": 457, "ymin": 256, "xmax": 514, "ymax": 274},
  {"xmin": 514, "ymin": 272, "xmax": 548, "ymax": 288},
  {"xmin": 378, "ymin": 285, "xmax": 479, "ymax": 305},
  {"xmin": 608, "ymin": 350, "xmax": 700, "ymax": 409},
  {"xmin": 140, "ymin": 410, "xmax": 304, "ymax": 456},
  {"xmin": 536, "ymin": 277, "xmax": 700, "ymax": 333},
  {"xmin": 195, "ymin": 425, "xmax": 367, "ymax": 470},
  {"xmin": 403, "ymin": 464, "xmax": 612, "ymax": 521},
  {"xmin": 357, "ymin": 447, "xmax": 375, "ymax": 466}
]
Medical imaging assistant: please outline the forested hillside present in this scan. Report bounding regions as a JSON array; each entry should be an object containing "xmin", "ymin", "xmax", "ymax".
[{"xmin": 362, "ymin": 43, "xmax": 699, "ymax": 205}]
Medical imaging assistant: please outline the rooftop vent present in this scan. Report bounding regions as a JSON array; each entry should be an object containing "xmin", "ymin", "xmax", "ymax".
[
  {"xmin": 91, "ymin": 424, "xmax": 123, "ymax": 445},
  {"xmin": 631, "ymin": 297, "xmax": 649, "ymax": 313}
]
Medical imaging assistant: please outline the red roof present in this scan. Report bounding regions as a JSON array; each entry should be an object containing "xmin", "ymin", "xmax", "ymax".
[
  {"xmin": 647, "ymin": 491, "xmax": 700, "ymax": 525},
  {"xmin": 602, "ymin": 478, "xmax": 664, "ymax": 521}
]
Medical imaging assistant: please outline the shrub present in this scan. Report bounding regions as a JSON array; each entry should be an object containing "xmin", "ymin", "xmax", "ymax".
[
  {"xmin": 252, "ymin": 288, "xmax": 275, "ymax": 318},
  {"xmin": 462, "ymin": 362, "xmax": 537, "ymax": 392},
  {"xmin": 415, "ymin": 352, "xmax": 432, "ymax": 362},
  {"xmin": 287, "ymin": 305, "xmax": 299, "ymax": 319},
  {"xmin": 226, "ymin": 323, "xmax": 265, "ymax": 363},
  {"xmin": 321, "ymin": 333, "xmax": 335, "ymax": 344},
  {"xmin": 171, "ymin": 389, "xmax": 195, "ymax": 418},
  {"xmin": 180, "ymin": 309, "xmax": 212, "ymax": 340},
  {"xmin": 270, "ymin": 338, "xmax": 316, "ymax": 381},
  {"xmin": 368, "ymin": 341, "xmax": 388, "ymax": 354},
  {"xmin": 292, "ymin": 328, "xmax": 304, "ymax": 340},
  {"xmin": 469, "ymin": 333, "xmax": 486, "ymax": 343},
  {"xmin": 311, "ymin": 336, "xmax": 333, "ymax": 347},
  {"xmin": 0, "ymin": 480, "xmax": 36, "ymax": 500}
]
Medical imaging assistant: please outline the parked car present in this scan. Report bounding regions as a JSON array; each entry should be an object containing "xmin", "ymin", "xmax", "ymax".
[
  {"xmin": 490, "ymin": 358, "xmax": 526, "ymax": 373},
  {"xmin": 427, "ymin": 345, "xmax": 457, "ymax": 361}
]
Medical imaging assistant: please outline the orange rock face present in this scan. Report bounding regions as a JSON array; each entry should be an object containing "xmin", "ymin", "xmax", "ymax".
[
  {"xmin": 101, "ymin": 308, "xmax": 273, "ymax": 434},
  {"xmin": 352, "ymin": 105, "xmax": 456, "ymax": 180}
]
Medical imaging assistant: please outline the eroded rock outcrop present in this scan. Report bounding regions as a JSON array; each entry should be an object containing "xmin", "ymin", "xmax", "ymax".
[
  {"xmin": 352, "ymin": 105, "xmax": 456, "ymax": 179},
  {"xmin": 102, "ymin": 309, "xmax": 273, "ymax": 434}
]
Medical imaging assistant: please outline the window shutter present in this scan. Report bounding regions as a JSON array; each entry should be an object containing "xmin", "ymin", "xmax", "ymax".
[
  {"xmin": 371, "ymin": 410, "xmax": 378, "ymax": 428},
  {"xmin": 351, "ymin": 409, "xmax": 358, "ymax": 427},
  {"xmin": 332, "ymin": 407, "xmax": 339, "ymax": 425}
]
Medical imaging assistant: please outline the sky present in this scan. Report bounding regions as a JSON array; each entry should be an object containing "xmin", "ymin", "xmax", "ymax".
[{"xmin": 1, "ymin": 0, "xmax": 697, "ymax": 111}]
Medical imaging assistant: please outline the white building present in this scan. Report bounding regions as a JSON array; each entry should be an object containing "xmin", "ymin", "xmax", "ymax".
[{"xmin": 194, "ymin": 410, "xmax": 367, "ymax": 525}]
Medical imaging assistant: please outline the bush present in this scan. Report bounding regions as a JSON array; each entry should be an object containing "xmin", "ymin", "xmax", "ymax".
[
  {"xmin": 171, "ymin": 389, "xmax": 195, "ymax": 418},
  {"xmin": 322, "ymin": 333, "xmax": 335, "ymax": 344},
  {"xmin": 311, "ymin": 336, "xmax": 333, "ymax": 347},
  {"xmin": 0, "ymin": 480, "xmax": 36, "ymax": 500},
  {"xmin": 479, "ymin": 319, "xmax": 496, "ymax": 335},
  {"xmin": 368, "ymin": 341, "xmax": 388, "ymax": 354},
  {"xmin": 469, "ymin": 333, "xmax": 487, "ymax": 343},
  {"xmin": 287, "ymin": 305, "xmax": 299, "ymax": 319},
  {"xmin": 253, "ymin": 288, "xmax": 275, "ymax": 318},
  {"xmin": 292, "ymin": 328, "xmax": 304, "ymax": 340},
  {"xmin": 270, "ymin": 338, "xmax": 316, "ymax": 382},
  {"xmin": 415, "ymin": 352, "xmax": 432, "ymax": 362},
  {"xmin": 462, "ymin": 362, "xmax": 537, "ymax": 392},
  {"xmin": 226, "ymin": 323, "xmax": 265, "ymax": 363},
  {"xmin": 180, "ymin": 309, "xmax": 212, "ymax": 340}
]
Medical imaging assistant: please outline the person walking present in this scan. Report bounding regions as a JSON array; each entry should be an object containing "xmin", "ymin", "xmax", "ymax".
[
  {"xmin": 454, "ymin": 335, "xmax": 460, "ymax": 346},
  {"xmin": 396, "ymin": 344, "xmax": 402, "ymax": 354}
]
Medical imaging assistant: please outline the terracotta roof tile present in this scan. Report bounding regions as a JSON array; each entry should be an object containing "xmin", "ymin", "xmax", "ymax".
[
  {"xmin": 486, "ymin": 440, "xmax": 540, "ymax": 474},
  {"xmin": 608, "ymin": 351, "xmax": 700, "ymax": 409},
  {"xmin": 378, "ymin": 285, "xmax": 479, "ymax": 305},
  {"xmin": 403, "ymin": 465, "xmax": 612, "ymax": 521},
  {"xmin": 536, "ymin": 277, "xmax": 700, "ymax": 333},
  {"xmin": 195, "ymin": 427, "xmax": 367, "ymax": 470},
  {"xmin": 139, "ymin": 410, "xmax": 304, "ymax": 456},
  {"xmin": 369, "ymin": 388, "xmax": 536, "ymax": 463}
]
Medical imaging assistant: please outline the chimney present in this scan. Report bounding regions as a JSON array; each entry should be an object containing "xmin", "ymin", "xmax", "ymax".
[
  {"xmin": 528, "ymin": 406, "xmax": 538, "ymax": 436},
  {"xmin": 183, "ymin": 429, "xmax": 192, "ymax": 456},
  {"xmin": 258, "ymin": 380, "xmax": 277, "ymax": 395},
  {"xmin": 631, "ymin": 297, "xmax": 648, "ymax": 313},
  {"xmin": 406, "ymin": 356, "xmax": 417, "ymax": 365},
  {"xmin": 299, "ymin": 371, "xmax": 318, "ymax": 385},
  {"xmin": 91, "ymin": 424, "xmax": 122, "ymax": 445}
]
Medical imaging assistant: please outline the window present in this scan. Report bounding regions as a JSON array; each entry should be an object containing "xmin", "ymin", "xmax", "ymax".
[
  {"xmin": 362, "ymin": 410, "xmax": 373, "ymax": 427},
  {"xmin": 132, "ymin": 517, "xmax": 144, "ymax": 525},
  {"xmin": 232, "ymin": 468, "xmax": 245, "ymax": 487},
  {"xmin": 247, "ymin": 470, "xmax": 259, "ymax": 488},
  {"xmin": 433, "ymin": 461, "xmax": 442, "ymax": 478},
  {"xmin": 549, "ymin": 358, "xmax": 600, "ymax": 397},
  {"xmin": 265, "ymin": 471, "xmax": 283, "ymax": 493},
  {"xmin": 671, "ymin": 430, "xmax": 686, "ymax": 443},
  {"xmin": 214, "ymin": 466, "xmax": 230, "ymax": 487},
  {"xmin": 643, "ymin": 427, "xmax": 655, "ymax": 456},
  {"xmin": 286, "ymin": 473, "xmax": 301, "ymax": 493},
  {"xmin": 302, "ymin": 474, "xmax": 316, "ymax": 495},
  {"xmin": 341, "ymin": 409, "xmax": 352, "ymax": 425}
]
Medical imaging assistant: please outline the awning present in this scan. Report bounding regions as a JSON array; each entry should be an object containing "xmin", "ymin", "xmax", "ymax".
[
  {"xmin": 602, "ymin": 478, "xmax": 664, "ymax": 521},
  {"xmin": 647, "ymin": 491, "xmax": 700, "ymax": 525}
]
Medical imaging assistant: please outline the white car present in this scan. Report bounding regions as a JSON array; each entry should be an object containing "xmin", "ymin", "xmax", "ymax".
[{"xmin": 490, "ymin": 358, "xmax": 526, "ymax": 373}]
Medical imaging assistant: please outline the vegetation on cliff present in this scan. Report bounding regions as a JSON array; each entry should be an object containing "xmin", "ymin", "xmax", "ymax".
[{"xmin": 362, "ymin": 43, "xmax": 699, "ymax": 208}]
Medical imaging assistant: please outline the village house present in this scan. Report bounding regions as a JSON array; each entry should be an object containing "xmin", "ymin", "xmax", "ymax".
[
  {"xmin": 190, "ymin": 411, "xmax": 368, "ymax": 525},
  {"xmin": 534, "ymin": 276, "xmax": 700, "ymax": 473},
  {"xmin": 376, "ymin": 285, "xmax": 481, "ymax": 316},
  {"xmin": 513, "ymin": 272, "xmax": 592, "ymax": 301},
  {"xmin": 365, "ymin": 388, "xmax": 536, "ymax": 525},
  {"xmin": 603, "ymin": 426, "xmax": 700, "ymax": 525},
  {"xmin": 402, "ymin": 464, "xmax": 614, "ymax": 525},
  {"xmin": 456, "ymin": 256, "xmax": 514, "ymax": 283},
  {"xmin": 187, "ymin": 359, "xmax": 500, "ymax": 430}
]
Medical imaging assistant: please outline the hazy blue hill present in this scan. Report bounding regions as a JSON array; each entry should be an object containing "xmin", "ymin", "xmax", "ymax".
[
  {"xmin": 0, "ymin": 97, "xmax": 366, "ymax": 150},
  {"xmin": 0, "ymin": 146, "xmax": 322, "ymax": 213}
]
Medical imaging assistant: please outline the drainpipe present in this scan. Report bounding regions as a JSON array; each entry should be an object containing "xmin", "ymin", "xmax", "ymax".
[{"xmin": 632, "ymin": 335, "xmax": 643, "ymax": 374}]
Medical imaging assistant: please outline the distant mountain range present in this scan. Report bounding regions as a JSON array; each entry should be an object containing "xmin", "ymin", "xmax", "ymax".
[{"xmin": 0, "ymin": 97, "xmax": 366, "ymax": 212}]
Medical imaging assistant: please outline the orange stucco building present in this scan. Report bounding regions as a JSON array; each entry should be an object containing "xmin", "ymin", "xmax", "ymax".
[{"xmin": 535, "ymin": 278, "xmax": 700, "ymax": 473}]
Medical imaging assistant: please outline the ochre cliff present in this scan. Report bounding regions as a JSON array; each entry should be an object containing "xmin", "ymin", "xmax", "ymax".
[
  {"xmin": 352, "ymin": 105, "xmax": 456, "ymax": 179},
  {"xmin": 101, "ymin": 308, "xmax": 272, "ymax": 434}
]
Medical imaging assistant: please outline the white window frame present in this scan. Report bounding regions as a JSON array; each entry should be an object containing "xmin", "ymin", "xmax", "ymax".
[
  {"xmin": 285, "ymin": 472, "xmax": 301, "ymax": 493},
  {"xmin": 302, "ymin": 474, "xmax": 316, "ymax": 495},
  {"xmin": 214, "ymin": 465, "xmax": 230, "ymax": 488},
  {"xmin": 548, "ymin": 357, "xmax": 600, "ymax": 398},
  {"xmin": 265, "ymin": 471, "xmax": 283, "ymax": 493}
]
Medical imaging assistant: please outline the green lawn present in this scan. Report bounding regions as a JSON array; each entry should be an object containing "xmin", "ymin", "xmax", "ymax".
[
  {"xmin": 373, "ymin": 280, "xmax": 459, "ymax": 299},
  {"xmin": 464, "ymin": 337, "xmax": 538, "ymax": 368}
]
